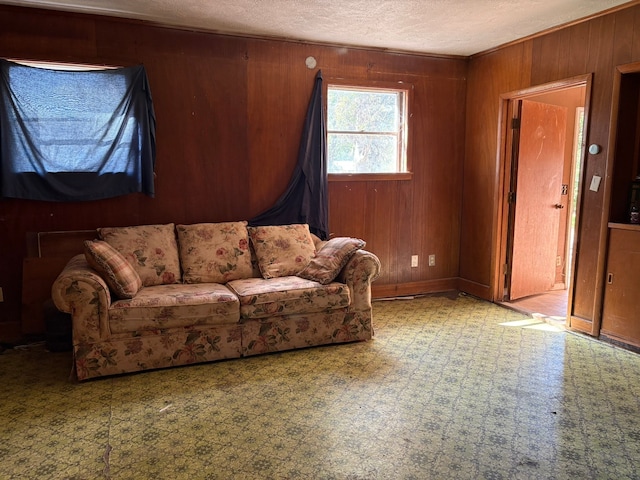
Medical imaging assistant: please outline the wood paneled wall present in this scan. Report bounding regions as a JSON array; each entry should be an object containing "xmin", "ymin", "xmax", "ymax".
[
  {"xmin": 6, "ymin": 3, "xmax": 637, "ymax": 342},
  {"xmin": 0, "ymin": 6, "xmax": 467, "ymax": 341},
  {"xmin": 459, "ymin": 41, "xmax": 532, "ymax": 298},
  {"xmin": 461, "ymin": 4, "xmax": 640, "ymax": 331}
]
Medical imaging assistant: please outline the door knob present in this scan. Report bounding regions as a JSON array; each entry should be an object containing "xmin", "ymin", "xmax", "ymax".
[{"xmin": 554, "ymin": 204, "xmax": 565, "ymax": 209}]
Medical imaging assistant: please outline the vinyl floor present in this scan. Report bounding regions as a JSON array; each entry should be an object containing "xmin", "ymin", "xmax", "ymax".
[{"xmin": 1, "ymin": 294, "xmax": 639, "ymax": 479}]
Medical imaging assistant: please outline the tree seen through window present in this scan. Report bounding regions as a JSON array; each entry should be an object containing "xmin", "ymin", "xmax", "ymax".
[{"xmin": 327, "ymin": 85, "xmax": 407, "ymax": 174}]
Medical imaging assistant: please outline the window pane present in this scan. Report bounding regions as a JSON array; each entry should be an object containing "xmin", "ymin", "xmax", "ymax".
[
  {"xmin": 328, "ymin": 89, "xmax": 399, "ymax": 132},
  {"xmin": 328, "ymin": 133, "xmax": 398, "ymax": 173},
  {"xmin": 327, "ymin": 84, "xmax": 408, "ymax": 175}
]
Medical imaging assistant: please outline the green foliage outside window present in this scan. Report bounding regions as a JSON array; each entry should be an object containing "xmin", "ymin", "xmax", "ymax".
[{"xmin": 327, "ymin": 86, "xmax": 407, "ymax": 174}]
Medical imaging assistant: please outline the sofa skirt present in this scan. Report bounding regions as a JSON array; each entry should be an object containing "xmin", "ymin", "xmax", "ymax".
[
  {"xmin": 73, "ymin": 324, "xmax": 243, "ymax": 381},
  {"xmin": 241, "ymin": 309, "xmax": 373, "ymax": 356},
  {"xmin": 73, "ymin": 309, "xmax": 373, "ymax": 380}
]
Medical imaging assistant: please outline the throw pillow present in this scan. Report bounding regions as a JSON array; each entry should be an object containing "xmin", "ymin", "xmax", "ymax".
[
  {"xmin": 247, "ymin": 224, "xmax": 316, "ymax": 279},
  {"xmin": 84, "ymin": 240, "xmax": 142, "ymax": 298},
  {"xmin": 176, "ymin": 221, "xmax": 253, "ymax": 284},
  {"xmin": 98, "ymin": 223, "xmax": 181, "ymax": 287},
  {"xmin": 297, "ymin": 237, "xmax": 365, "ymax": 284}
]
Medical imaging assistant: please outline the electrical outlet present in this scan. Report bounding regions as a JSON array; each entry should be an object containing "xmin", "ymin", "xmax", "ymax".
[
  {"xmin": 428, "ymin": 254, "xmax": 436, "ymax": 267},
  {"xmin": 411, "ymin": 255, "xmax": 419, "ymax": 268},
  {"xmin": 0, "ymin": 287, "xmax": 3, "ymax": 302}
]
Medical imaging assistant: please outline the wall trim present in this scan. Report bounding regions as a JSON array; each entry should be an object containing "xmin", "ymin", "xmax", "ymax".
[
  {"xmin": 457, "ymin": 278, "xmax": 492, "ymax": 301},
  {"xmin": 372, "ymin": 278, "xmax": 458, "ymax": 299},
  {"xmin": 0, "ymin": 321, "xmax": 22, "ymax": 344},
  {"xmin": 471, "ymin": 0, "xmax": 640, "ymax": 60},
  {"xmin": 569, "ymin": 316, "xmax": 593, "ymax": 334},
  {"xmin": 372, "ymin": 277, "xmax": 494, "ymax": 300}
]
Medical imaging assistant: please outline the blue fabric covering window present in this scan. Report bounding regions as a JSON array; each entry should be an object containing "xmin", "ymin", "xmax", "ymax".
[{"xmin": 0, "ymin": 59, "xmax": 156, "ymax": 201}]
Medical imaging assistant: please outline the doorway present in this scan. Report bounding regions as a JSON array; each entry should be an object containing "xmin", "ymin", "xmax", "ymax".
[{"xmin": 495, "ymin": 78, "xmax": 590, "ymax": 322}]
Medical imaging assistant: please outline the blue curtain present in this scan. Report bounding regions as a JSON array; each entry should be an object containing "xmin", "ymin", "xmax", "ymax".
[
  {"xmin": 0, "ymin": 59, "xmax": 156, "ymax": 201},
  {"xmin": 249, "ymin": 70, "xmax": 329, "ymax": 240}
]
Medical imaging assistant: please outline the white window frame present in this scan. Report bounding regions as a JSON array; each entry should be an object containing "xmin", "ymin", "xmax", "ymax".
[{"xmin": 326, "ymin": 80, "xmax": 412, "ymax": 181}]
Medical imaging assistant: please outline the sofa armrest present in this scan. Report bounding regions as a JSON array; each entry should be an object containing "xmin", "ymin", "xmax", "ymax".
[
  {"xmin": 336, "ymin": 249, "xmax": 381, "ymax": 311},
  {"xmin": 51, "ymin": 254, "xmax": 112, "ymax": 343}
]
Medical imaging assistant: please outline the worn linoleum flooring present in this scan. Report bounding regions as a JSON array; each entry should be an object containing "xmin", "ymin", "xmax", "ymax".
[{"xmin": 1, "ymin": 294, "xmax": 639, "ymax": 479}]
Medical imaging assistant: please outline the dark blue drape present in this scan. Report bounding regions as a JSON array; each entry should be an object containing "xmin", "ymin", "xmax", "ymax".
[
  {"xmin": 249, "ymin": 70, "xmax": 329, "ymax": 240},
  {"xmin": 0, "ymin": 59, "xmax": 156, "ymax": 201}
]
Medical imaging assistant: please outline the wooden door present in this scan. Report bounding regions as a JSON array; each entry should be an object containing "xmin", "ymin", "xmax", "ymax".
[
  {"xmin": 601, "ymin": 227, "xmax": 640, "ymax": 348},
  {"xmin": 509, "ymin": 100, "xmax": 567, "ymax": 300}
]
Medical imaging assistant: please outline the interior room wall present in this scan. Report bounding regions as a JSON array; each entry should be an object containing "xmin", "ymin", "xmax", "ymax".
[
  {"xmin": 461, "ymin": 4, "xmax": 640, "ymax": 331},
  {"xmin": 0, "ymin": 5, "xmax": 468, "ymax": 342}
]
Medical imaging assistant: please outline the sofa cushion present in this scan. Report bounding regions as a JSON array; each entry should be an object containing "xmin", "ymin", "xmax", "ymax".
[
  {"xmin": 98, "ymin": 223, "xmax": 181, "ymax": 287},
  {"xmin": 84, "ymin": 240, "xmax": 142, "ymax": 299},
  {"xmin": 176, "ymin": 221, "xmax": 253, "ymax": 284},
  {"xmin": 227, "ymin": 276, "xmax": 350, "ymax": 319},
  {"xmin": 297, "ymin": 237, "xmax": 365, "ymax": 284},
  {"xmin": 247, "ymin": 224, "xmax": 316, "ymax": 279},
  {"xmin": 108, "ymin": 283, "xmax": 240, "ymax": 334}
]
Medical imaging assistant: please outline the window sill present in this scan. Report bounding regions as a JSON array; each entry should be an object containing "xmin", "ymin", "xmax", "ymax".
[{"xmin": 328, "ymin": 172, "xmax": 413, "ymax": 182}]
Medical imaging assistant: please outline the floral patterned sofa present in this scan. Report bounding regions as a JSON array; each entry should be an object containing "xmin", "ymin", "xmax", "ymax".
[{"xmin": 51, "ymin": 222, "xmax": 381, "ymax": 381}]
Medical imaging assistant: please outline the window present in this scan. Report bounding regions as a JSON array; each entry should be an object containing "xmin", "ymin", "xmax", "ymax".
[
  {"xmin": 0, "ymin": 59, "xmax": 156, "ymax": 201},
  {"xmin": 327, "ymin": 83, "xmax": 409, "ymax": 176}
]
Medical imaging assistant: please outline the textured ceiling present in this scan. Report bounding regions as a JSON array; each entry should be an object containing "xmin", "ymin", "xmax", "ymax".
[{"xmin": 0, "ymin": 0, "xmax": 634, "ymax": 56}]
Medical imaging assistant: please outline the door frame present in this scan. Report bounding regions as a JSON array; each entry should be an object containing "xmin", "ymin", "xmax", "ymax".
[{"xmin": 492, "ymin": 74, "xmax": 593, "ymax": 323}]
